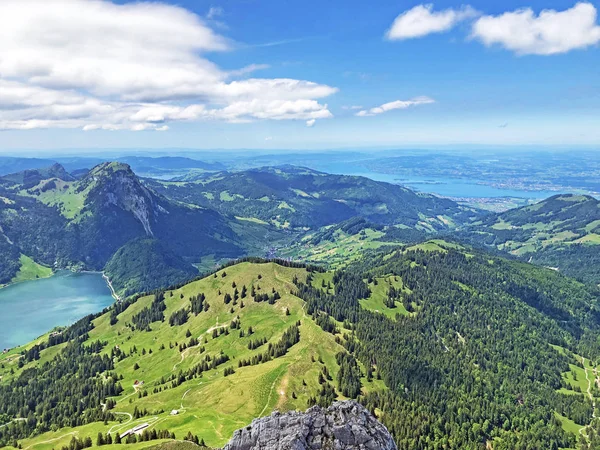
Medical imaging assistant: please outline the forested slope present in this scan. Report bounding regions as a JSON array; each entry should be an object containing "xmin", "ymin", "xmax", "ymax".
[
  {"xmin": 294, "ymin": 243, "xmax": 600, "ymax": 449},
  {"xmin": 2, "ymin": 247, "xmax": 600, "ymax": 449}
]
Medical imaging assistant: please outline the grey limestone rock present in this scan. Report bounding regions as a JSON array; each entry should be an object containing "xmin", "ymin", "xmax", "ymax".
[{"xmin": 222, "ymin": 401, "xmax": 397, "ymax": 450}]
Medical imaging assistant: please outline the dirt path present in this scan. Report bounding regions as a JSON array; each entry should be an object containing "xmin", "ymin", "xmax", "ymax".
[
  {"xmin": 180, "ymin": 388, "xmax": 191, "ymax": 411},
  {"xmin": 173, "ymin": 333, "xmax": 208, "ymax": 372},
  {"xmin": 276, "ymin": 375, "xmax": 289, "ymax": 410},
  {"xmin": 259, "ymin": 365, "xmax": 288, "ymax": 417},
  {"xmin": 24, "ymin": 432, "xmax": 78, "ymax": 450},
  {"xmin": 579, "ymin": 357, "xmax": 597, "ymax": 440},
  {"xmin": 173, "ymin": 348, "xmax": 187, "ymax": 372},
  {"xmin": 0, "ymin": 418, "xmax": 26, "ymax": 429},
  {"xmin": 204, "ymin": 317, "xmax": 226, "ymax": 336},
  {"xmin": 583, "ymin": 357, "xmax": 596, "ymax": 418},
  {"xmin": 107, "ymin": 412, "xmax": 133, "ymax": 434},
  {"xmin": 273, "ymin": 268, "xmax": 296, "ymax": 292}
]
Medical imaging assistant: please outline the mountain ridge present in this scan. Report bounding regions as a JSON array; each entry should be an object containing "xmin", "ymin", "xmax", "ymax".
[
  {"xmin": 147, "ymin": 165, "xmax": 479, "ymax": 231},
  {"xmin": 463, "ymin": 193, "xmax": 600, "ymax": 283}
]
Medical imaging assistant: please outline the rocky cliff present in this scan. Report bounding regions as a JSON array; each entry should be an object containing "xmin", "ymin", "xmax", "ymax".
[{"xmin": 222, "ymin": 401, "xmax": 397, "ymax": 450}]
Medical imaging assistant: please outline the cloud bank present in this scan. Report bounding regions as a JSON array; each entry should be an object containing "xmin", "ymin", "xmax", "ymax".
[{"xmin": 0, "ymin": 0, "xmax": 337, "ymax": 131}]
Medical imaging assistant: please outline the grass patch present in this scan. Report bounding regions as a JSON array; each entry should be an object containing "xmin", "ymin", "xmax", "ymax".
[
  {"xmin": 10, "ymin": 255, "xmax": 53, "ymax": 284},
  {"xmin": 8, "ymin": 262, "xmax": 374, "ymax": 449},
  {"xmin": 360, "ymin": 276, "xmax": 412, "ymax": 320}
]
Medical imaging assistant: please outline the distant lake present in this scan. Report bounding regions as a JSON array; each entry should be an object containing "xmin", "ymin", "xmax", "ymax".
[
  {"xmin": 399, "ymin": 178, "xmax": 557, "ymax": 199},
  {"xmin": 0, "ymin": 271, "xmax": 114, "ymax": 350},
  {"xmin": 314, "ymin": 162, "xmax": 558, "ymax": 199}
]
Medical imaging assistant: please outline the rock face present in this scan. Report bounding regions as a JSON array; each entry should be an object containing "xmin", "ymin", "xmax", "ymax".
[
  {"xmin": 222, "ymin": 401, "xmax": 397, "ymax": 450},
  {"xmin": 84, "ymin": 162, "xmax": 161, "ymax": 236}
]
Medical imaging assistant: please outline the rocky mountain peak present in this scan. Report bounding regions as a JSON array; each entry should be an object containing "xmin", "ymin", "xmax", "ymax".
[
  {"xmin": 222, "ymin": 401, "xmax": 397, "ymax": 450},
  {"xmin": 82, "ymin": 162, "xmax": 166, "ymax": 236}
]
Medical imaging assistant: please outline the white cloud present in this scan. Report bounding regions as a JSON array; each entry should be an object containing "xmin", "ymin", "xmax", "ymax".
[
  {"xmin": 306, "ymin": 119, "xmax": 316, "ymax": 127},
  {"xmin": 342, "ymin": 105, "xmax": 363, "ymax": 110},
  {"xmin": 227, "ymin": 64, "xmax": 271, "ymax": 78},
  {"xmin": 265, "ymin": 136, "xmax": 273, "ymax": 141},
  {"xmin": 386, "ymin": 4, "xmax": 477, "ymax": 40},
  {"xmin": 471, "ymin": 2, "xmax": 600, "ymax": 55},
  {"xmin": 0, "ymin": 0, "xmax": 337, "ymax": 130},
  {"xmin": 356, "ymin": 97, "xmax": 435, "ymax": 117},
  {"xmin": 206, "ymin": 6, "xmax": 223, "ymax": 20}
]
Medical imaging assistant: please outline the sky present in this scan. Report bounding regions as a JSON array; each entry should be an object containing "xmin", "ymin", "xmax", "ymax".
[{"xmin": 0, "ymin": 0, "xmax": 599, "ymax": 151}]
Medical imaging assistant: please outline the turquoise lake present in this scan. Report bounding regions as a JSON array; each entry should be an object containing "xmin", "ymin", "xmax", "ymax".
[{"xmin": 0, "ymin": 271, "xmax": 114, "ymax": 350}]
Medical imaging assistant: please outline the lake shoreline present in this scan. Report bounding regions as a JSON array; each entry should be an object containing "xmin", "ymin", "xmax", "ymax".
[
  {"xmin": 0, "ymin": 271, "xmax": 54, "ymax": 291},
  {"xmin": 0, "ymin": 268, "xmax": 121, "ymax": 303},
  {"xmin": 0, "ymin": 271, "xmax": 115, "ymax": 350},
  {"xmin": 102, "ymin": 272, "xmax": 121, "ymax": 302}
]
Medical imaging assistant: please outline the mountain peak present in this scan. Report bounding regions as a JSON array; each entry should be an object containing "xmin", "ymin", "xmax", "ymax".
[
  {"xmin": 87, "ymin": 161, "xmax": 134, "ymax": 177},
  {"xmin": 81, "ymin": 161, "xmax": 161, "ymax": 236},
  {"xmin": 0, "ymin": 162, "xmax": 74, "ymax": 187}
]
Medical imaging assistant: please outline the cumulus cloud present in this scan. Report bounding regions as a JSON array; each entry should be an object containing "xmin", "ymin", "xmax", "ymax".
[
  {"xmin": 471, "ymin": 2, "xmax": 600, "ymax": 55},
  {"xmin": 306, "ymin": 119, "xmax": 316, "ymax": 127},
  {"xmin": 386, "ymin": 4, "xmax": 477, "ymax": 40},
  {"xmin": 356, "ymin": 97, "xmax": 435, "ymax": 117},
  {"xmin": 0, "ymin": 0, "xmax": 337, "ymax": 130}
]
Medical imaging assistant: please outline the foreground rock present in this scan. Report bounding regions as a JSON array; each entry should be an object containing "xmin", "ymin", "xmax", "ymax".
[{"xmin": 222, "ymin": 401, "xmax": 397, "ymax": 450}]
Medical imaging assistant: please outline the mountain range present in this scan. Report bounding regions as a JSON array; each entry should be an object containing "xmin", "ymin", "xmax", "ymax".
[
  {"xmin": 0, "ymin": 162, "xmax": 482, "ymax": 295},
  {"xmin": 1, "ymin": 160, "xmax": 600, "ymax": 450}
]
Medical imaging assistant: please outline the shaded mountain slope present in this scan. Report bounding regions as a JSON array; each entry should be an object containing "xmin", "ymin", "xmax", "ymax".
[{"xmin": 0, "ymin": 162, "xmax": 243, "ymax": 291}]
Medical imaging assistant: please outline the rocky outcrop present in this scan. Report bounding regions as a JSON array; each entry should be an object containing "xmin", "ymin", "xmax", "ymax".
[
  {"xmin": 84, "ymin": 162, "xmax": 163, "ymax": 236},
  {"xmin": 222, "ymin": 401, "xmax": 397, "ymax": 450}
]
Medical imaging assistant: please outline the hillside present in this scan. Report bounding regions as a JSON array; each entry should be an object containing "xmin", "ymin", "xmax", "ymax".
[
  {"xmin": 294, "ymin": 242, "xmax": 600, "ymax": 449},
  {"xmin": 0, "ymin": 162, "xmax": 242, "ymax": 291},
  {"xmin": 2, "ymin": 248, "xmax": 600, "ymax": 449},
  {"xmin": 464, "ymin": 194, "xmax": 600, "ymax": 283},
  {"xmin": 146, "ymin": 166, "xmax": 478, "ymax": 231},
  {"xmin": 0, "ymin": 261, "xmax": 370, "ymax": 449},
  {"xmin": 278, "ymin": 217, "xmax": 425, "ymax": 268},
  {"xmin": 0, "ymin": 162, "xmax": 484, "ymax": 292},
  {"xmin": 0, "ymin": 157, "xmax": 59, "ymax": 177},
  {"xmin": 104, "ymin": 239, "xmax": 199, "ymax": 298}
]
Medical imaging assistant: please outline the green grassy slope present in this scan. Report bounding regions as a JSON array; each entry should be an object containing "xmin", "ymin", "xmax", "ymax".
[
  {"xmin": 10, "ymin": 255, "xmax": 53, "ymax": 284},
  {"xmin": 0, "ymin": 262, "xmax": 382, "ymax": 450},
  {"xmin": 277, "ymin": 217, "xmax": 426, "ymax": 269}
]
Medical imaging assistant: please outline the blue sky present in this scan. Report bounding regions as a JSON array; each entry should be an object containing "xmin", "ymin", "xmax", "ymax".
[{"xmin": 0, "ymin": 0, "xmax": 599, "ymax": 151}]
